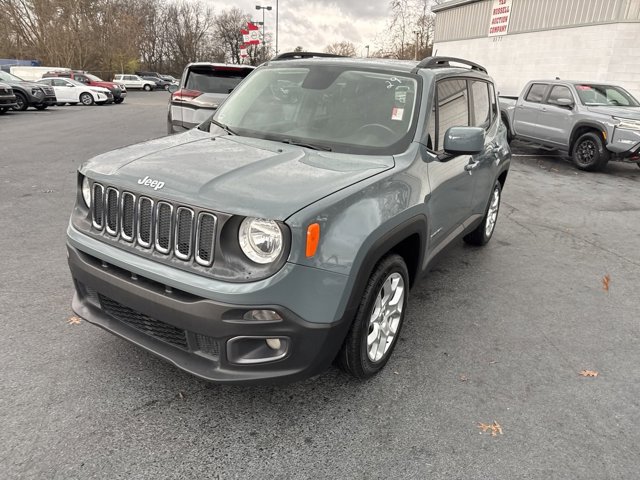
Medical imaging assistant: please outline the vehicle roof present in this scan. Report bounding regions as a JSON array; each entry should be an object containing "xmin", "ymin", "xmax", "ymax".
[
  {"xmin": 264, "ymin": 56, "xmax": 492, "ymax": 79},
  {"xmin": 528, "ymin": 79, "xmax": 623, "ymax": 87},
  {"xmin": 186, "ymin": 62, "xmax": 256, "ymax": 70}
]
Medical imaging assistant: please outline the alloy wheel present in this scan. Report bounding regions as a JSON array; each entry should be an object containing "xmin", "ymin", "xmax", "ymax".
[
  {"xmin": 367, "ymin": 272, "xmax": 405, "ymax": 362},
  {"xmin": 485, "ymin": 186, "xmax": 500, "ymax": 237}
]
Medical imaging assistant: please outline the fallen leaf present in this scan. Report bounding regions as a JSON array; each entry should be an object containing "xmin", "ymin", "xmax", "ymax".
[
  {"xmin": 478, "ymin": 421, "xmax": 503, "ymax": 437},
  {"xmin": 67, "ymin": 316, "xmax": 82, "ymax": 325},
  {"xmin": 579, "ymin": 370, "xmax": 599, "ymax": 377},
  {"xmin": 459, "ymin": 374, "xmax": 468, "ymax": 382},
  {"xmin": 602, "ymin": 274, "xmax": 611, "ymax": 292},
  {"xmin": 178, "ymin": 391, "xmax": 185, "ymax": 400},
  {"xmin": 393, "ymin": 371, "xmax": 399, "ymax": 375}
]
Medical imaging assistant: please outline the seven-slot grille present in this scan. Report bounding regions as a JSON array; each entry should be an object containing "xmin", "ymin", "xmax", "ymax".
[{"xmin": 91, "ymin": 183, "xmax": 217, "ymax": 267}]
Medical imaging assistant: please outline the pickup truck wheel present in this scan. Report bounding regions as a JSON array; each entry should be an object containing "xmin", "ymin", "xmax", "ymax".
[
  {"xmin": 13, "ymin": 92, "xmax": 28, "ymax": 111},
  {"xmin": 143, "ymin": 84, "xmax": 152, "ymax": 91},
  {"xmin": 572, "ymin": 132, "xmax": 609, "ymax": 171},
  {"xmin": 464, "ymin": 180, "xmax": 502, "ymax": 246},
  {"xmin": 80, "ymin": 93, "xmax": 94, "ymax": 106},
  {"xmin": 337, "ymin": 254, "xmax": 408, "ymax": 379}
]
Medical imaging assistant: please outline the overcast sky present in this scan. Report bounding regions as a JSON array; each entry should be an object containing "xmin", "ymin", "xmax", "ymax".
[{"xmin": 210, "ymin": 0, "xmax": 392, "ymax": 55}]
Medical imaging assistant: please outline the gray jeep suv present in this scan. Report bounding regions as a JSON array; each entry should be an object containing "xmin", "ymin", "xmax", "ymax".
[{"xmin": 67, "ymin": 55, "xmax": 511, "ymax": 383}]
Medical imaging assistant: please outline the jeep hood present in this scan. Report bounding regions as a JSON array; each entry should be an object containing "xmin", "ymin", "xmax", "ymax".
[
  {"xmin": 587, "ymin": 106, "xmax": 640, "ymax": 120},
  {"xmin": 81, "ymin": 129, "xmax": 394, "ymax": 220},
  {"xmin": 93, "ymin": 81, "xmax": 118, "ymax": 89}
]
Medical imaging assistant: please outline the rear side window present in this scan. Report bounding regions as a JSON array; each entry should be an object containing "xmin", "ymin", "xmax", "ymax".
[
  {"xmin": 525, "ymin": 83, "xmax": 548, "ymax": 103},
  {"xmin": 471, "ymin": 81, "xmax": 490, "ymax": 128},
  {"xmin": 185, "ymin": 67, "xmax": 252, "ymax": 94}
]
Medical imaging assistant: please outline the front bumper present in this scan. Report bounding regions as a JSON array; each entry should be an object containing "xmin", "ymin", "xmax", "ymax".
[
  {"xmin": 608, "ymin": 127, "xmax": 640, "ymax": 160},
  {"xmin": 0, "ymin": 95, "xmax": 17, "ymax": 109},
  {"xmin": 67, "ymin": 244, "xmax": 353, "ymax": 384}
]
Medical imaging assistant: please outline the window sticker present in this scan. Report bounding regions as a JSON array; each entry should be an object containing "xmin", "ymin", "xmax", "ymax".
[
  {"xmin": 392, "ymin": 107, "xmax": 404, "ymax": 121},
  {"xmin": 386, "ymin": 77, "xmax": 402, "ymax": 89},
  {"xmin": 577, "ymin": 85, "xmax": 593, "ymax": 91}
]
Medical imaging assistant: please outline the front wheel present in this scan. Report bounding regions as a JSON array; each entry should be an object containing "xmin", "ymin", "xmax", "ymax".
[
  {"xmin": 464, "ymin": 180, "xmax": 502, "ymax": 246},
  {"xmin": 337, "ymin": 254, "xmax": 409, "ymax": 379},
  {"xmin": 143, "ymin": 84, "xmax": 151, "ymax": 91},
  {"xmin": 114, "ymin": 98, "xmax": 124, "ymax": 104},
  {"xmin": 572, "ymin": 132, "xmax": 609, "ymax": 171},
  {"xmin": 0, "ymin": 108, "xmax": 6, "ymax": 115},
  {"xmin": 80, "ymin": 92, "xmax": 94, "ymax": 106},
  {"xmin": 13, "ymin": 92, "xmax": 28, "ymax": 111}
]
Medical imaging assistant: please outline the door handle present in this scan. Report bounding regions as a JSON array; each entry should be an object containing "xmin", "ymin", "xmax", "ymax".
[{"xmin": 464, "ymin": 160, "xmax": 480, "ymax": 172}]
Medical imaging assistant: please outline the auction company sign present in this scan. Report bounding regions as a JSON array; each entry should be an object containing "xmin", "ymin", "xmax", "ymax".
[{"xmin": 488, "ymin": 0, "xmax": 511, "ymax": 37}]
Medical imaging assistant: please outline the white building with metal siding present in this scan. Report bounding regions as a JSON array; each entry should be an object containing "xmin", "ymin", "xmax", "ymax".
[{"xmin": 432, "ymin": 0, "xmax": 640, "ymax": 97}]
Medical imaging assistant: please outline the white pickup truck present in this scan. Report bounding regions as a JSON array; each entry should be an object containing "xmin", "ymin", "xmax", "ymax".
[{"xmin": 500, "ymin": 80, "xmax": 640, "ymax": 171}]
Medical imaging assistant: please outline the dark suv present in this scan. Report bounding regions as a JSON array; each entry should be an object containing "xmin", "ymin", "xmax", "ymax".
[
  {"xmin": 0, "ymin": 82, "xmax": 17, "ymax": 113},
  {"xmin": 68, "ymin": 55, "xmax": 510, "ymax": 384},
  {"xmin": 167, "ymin": 62, "xmax": 255, "ymax": 133},
  {"xmin": 0, "ymin": 70, "xmax": 56, "ymax": 111}
]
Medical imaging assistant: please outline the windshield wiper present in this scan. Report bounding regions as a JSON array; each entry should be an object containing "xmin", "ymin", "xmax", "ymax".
[
  {"xmin": 280, "ymin": 138, "xmax": 332, "ymax": 151},
  {"xmin": 210, "ymin": 118, "xmax": 238, "ymax": 136}
]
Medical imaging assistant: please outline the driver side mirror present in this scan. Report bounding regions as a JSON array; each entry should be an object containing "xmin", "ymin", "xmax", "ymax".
[
  {"xmin": 552, "ymin": 97, "xmax": 574, "ymax": 109},
  {"xmin": 442, "ymin": 127, "xmax": 485, "ymax": 156}
]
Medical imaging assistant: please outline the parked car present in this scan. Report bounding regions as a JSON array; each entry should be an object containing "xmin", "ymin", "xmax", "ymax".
[
  {"xmin": 67, "ymin": 54, "xmax": 510, "ymax": 384},
  {"xmin": 500, "ymin": 80, "xmax": 640, "ymax": 170},
  {"xmin": 38, "ymin": 78, "xmax": 113, "ymax": 105},
  {"xmin": 167, "ymin": 62, "xmax": 255, "ymax": 134},
  {"xmin": 8, "ymin": 65, "xmax": 70, "ymax": 81},
  {"xmin": 142, "ymin": 76, "xmax": 172, "ymax": 90},
  {"xmin": 0, "ymin": 81, "xmax": 17, "ymax": 113},
  {"xmin": 113, "ymin": 74, "xmax": 155, "ymax": 91},
  {"xmin": 43, "ymin": 70, "xmax": 126, "ymax": 104},
  {"xmin": 0, "ymin": 70, "xmax": 57, "ymax": 111}
]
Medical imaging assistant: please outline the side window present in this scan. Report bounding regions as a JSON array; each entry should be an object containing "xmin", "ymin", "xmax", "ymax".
[
  {"xmin": 52, "ymin": 79, "xmax": 67, "ymax": 87},
  {"xmin": 471, "ymin": 81, "xmax": 490, "ymax": 128},
  {"xmin": 76, "ymin": 75, "xmax": 88, "ymax": 84},
  {"xmin": 525, "ymin": 83, "xmax": 548, "ymax": 103},
  {"xmin": 436, "ymin": 79, "xmax": 469, "ymax": 151},
  {"xmin": 547, "ymin": 85, "xmax": 574, "ymax": 106}
]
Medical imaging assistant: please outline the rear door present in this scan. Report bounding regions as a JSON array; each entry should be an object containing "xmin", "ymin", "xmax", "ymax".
[
  {"xmin": 50, "ymin": 78, "xmax": 72, "ymax": 102},
  {"xmin": 173, "ymin": 65, "xmax": 254, "ymax": 130},
  {"xmin": 513, "ymin": 82, "xmax": 549, "ymax": 140}
]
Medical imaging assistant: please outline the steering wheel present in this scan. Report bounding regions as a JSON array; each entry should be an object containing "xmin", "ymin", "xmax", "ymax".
[{"xmin": 355, "ymin": 123, "xmax": 396, "ymax": 137}]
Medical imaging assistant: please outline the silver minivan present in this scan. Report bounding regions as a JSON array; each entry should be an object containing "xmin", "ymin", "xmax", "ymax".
[{"xmin": 167, "ymin": 62, "xmax": 255, "ymax": 134}]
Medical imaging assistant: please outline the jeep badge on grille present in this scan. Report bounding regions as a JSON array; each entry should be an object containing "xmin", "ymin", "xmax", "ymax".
[{"xmin": 137, "ymin": 176, "xmax": 165, "ymax": 190}]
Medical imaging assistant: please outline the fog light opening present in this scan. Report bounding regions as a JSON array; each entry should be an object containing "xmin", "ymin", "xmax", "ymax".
[
  {"xmin": 266, "ymin": 338, "xmax": 281, "ymax": 350},
  {"xmin": 243, "ymin": 309, "xmax": 283, "ymax": 322}
]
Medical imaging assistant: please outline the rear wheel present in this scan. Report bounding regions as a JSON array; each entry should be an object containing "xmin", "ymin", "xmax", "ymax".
[
  {"xmin": 464, "ymin": 180, "xmax": 502, "ymax": 246},
  {"xmin": 572, "ymin": 132, "xmax": 609, "ymax": 171},
  {"xmin": 337, "ymin": 254, "xmax": 409, "ymax": 379},
  {"xmin": 13, "ymin": 92, "xmax": 28, "ymax": 111},
  {"xmin": 143, "ymin": 84, "xmax": 151, "ymax": 91},
  {"xmin": 80, "ymin": 92, "xmax": 94, "ymax": 106},
  {"xmin": 114, "ymin": 98, "xmax": 124, "ymax": 104}
]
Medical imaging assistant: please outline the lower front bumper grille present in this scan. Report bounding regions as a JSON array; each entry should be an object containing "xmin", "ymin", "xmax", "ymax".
[{"xmin": 98, "ymin": 292, "xmax": 189, "ymax": 350}]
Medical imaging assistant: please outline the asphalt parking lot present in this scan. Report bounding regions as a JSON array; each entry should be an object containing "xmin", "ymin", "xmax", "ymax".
[{"xmin": 1, "ymin": 90, "xmax": 639, "ymax": 479}]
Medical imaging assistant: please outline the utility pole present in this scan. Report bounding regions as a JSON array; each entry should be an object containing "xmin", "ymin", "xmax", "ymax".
[{"xmin": 413, "ymin": 31, "xmax": 420, "ymax": 60}]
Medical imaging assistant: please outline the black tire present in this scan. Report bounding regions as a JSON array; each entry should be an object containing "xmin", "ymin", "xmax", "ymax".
[
  {"xmin": 164, "ymin": 84, "xmax": 170, "ymax": 91},
  {"xmin": 0, "ymin": 108, "xmax": 6, "ymax": 115},
  {"xmin": 13, "ymin": 92, "xmax": 28, "ymax": 111},
  {"xmin": 143, "ymin": 84, "xmax": 151, "ymax": 91},
  {"xmin": 69, "ymin": 102, "xmax": 78, "ymax": 106},
  {"xmin": 34, "ymin": 104, "xmax": 48, "ymax": 110},
  {"xmin": 114, "ymin": 98, "xmax": 124, "ymax": 104},
  {"xmin": 337, "ymin": 254, "xmax": 409, "ymax": 379},
  {"xmin": 80, "ymin": 92, "xmax": 94, "ymax": 106},
  {"xmin": 572, "ymin": 132, "xmax": 610, "ymax": 171},
  {"xmin": 636, "ymin": 163, "xmax": 640, "ymax": 169},
  {"xmin": 464, "ymin": 180, "xmax": 502, "ymax": 246}
]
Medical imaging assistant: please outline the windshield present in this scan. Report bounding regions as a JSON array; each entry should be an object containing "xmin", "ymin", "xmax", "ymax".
[
  {"xmin": 575, "ymin": 84, "xmax": 640, "ymax": 107},
  {"xmin": 212, "ymin": 65, "xmax": 420, "ymax": 154},
  {"xmin": 85, "ymin": 73, "xmax": 103, "ymax": 82},
  {"xmin": 0, "ymin": 70, "xmax": 25, "ymax": 82}
]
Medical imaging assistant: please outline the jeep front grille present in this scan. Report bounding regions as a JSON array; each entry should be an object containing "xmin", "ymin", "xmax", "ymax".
[{"xmin": 91, "ymin": 183, "xmax": 217, "ymax": 267}]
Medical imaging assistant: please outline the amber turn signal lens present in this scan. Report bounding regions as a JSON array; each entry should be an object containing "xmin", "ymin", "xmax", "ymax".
[{"xmin": 306, "ymin": 223, "xmax": 320, "ymax": 257}]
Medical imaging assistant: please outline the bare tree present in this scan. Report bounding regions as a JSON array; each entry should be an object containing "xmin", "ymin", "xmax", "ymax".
[{"xmin": 324, "ymin": 41, "xmax": 356, "ymax": 57}]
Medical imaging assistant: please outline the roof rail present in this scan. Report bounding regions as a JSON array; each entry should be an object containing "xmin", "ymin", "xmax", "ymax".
[
  {"xmin": 413, "ymin": 56, "xmax": 487, "ymax": 74},
  {"xmin": 271, "ymin": 51, "xmax": 347, "ymax": 61}
]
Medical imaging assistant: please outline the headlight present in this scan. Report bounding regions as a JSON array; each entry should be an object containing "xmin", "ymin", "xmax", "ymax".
[
  {"xmin": 614, "ymin": 117, "xmax": 640, "ymax": 131},
  {"xmin": 31, "ymin": 87, "xmax": 43, "ymax": 95},
  {"xmin": 238, "ymin": 218, "xmax": 283, "ymax": 264},
  {"xmin": 81, "ymin": 177, "xmax": 91, "ymax": 208}
]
